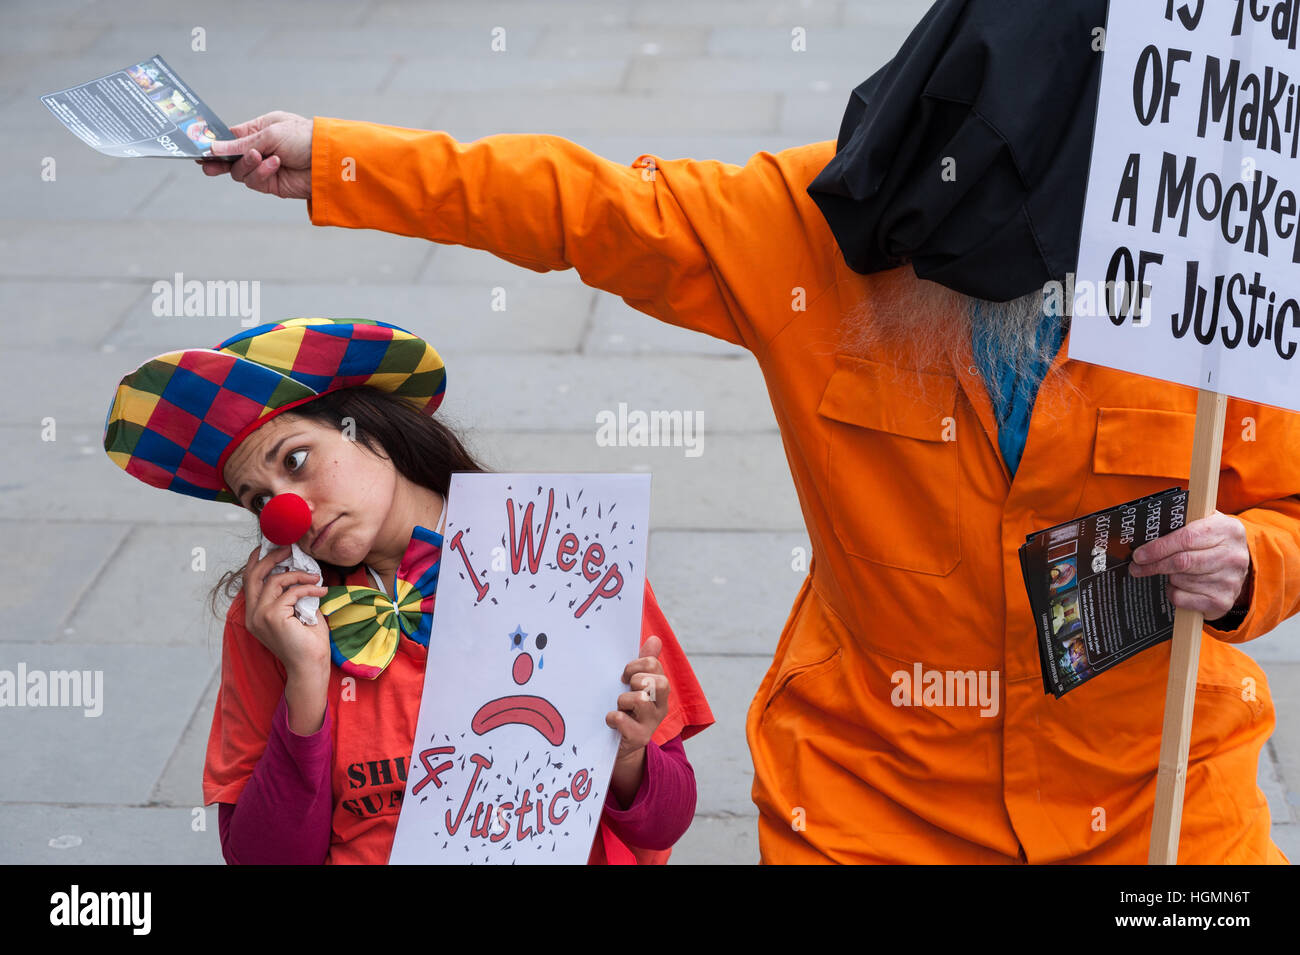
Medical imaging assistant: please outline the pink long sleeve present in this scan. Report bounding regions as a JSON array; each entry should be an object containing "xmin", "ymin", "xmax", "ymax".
[
  {"xmin": 217, "ymin": 693, "xmax": 333, "ymax": 865},
  {"xmin": 598, "ymin": 735, "xmax": 697, "ymax": 851}
]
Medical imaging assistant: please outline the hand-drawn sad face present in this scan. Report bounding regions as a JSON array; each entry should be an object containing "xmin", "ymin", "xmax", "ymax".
[{"xmin": 470, "ymin": 625, "xmax": 566, "ymax": 746}]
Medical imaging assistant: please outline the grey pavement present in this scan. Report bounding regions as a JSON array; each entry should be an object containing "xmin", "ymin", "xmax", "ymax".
[{"xmin": 1, "ymin": 0, "xmax": 1297, "ymax": 867}]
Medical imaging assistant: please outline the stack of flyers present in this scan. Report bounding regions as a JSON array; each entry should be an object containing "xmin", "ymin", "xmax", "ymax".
[
  {"xmin": 41, "ymin": 55, "xmax": 233, "ymax": 159},
  {"xmin": 1018, "ymin": 486, "xmax": 1189, "ymax": 699}
]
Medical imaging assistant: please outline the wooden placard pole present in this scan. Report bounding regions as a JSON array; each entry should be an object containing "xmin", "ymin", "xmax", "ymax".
[{"xmin": 1148, "ymin": 387, "xmax": 1227, "ymax": 865}]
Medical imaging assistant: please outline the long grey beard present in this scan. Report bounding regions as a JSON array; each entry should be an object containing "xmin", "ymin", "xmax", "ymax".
[
  {"xmin": 971, "ymin": 291, "xmax": 1069, "ymax": 411},
  {"xmin": 839, "ymin": 266, "xmax": 1080, "ymax": 418}
]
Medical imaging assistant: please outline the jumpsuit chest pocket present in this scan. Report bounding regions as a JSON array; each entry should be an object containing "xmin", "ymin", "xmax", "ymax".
[
  {"xmin": 816, "ymin": 354, "xmax": 961, "ymax": 576},
  {"xmin": 1080, "ymin": 407, "xmax": 1195, "ymax": 512},
  {"xmin": 1091, "ymin": 407, "xmax": 1195, "ymax": 480},
  {"xmin": 1076, "ymin": 405, "xmax": 1196, "ymax": 519}
]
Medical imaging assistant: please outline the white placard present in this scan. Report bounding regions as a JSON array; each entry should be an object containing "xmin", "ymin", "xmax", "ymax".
[
  {"xmin": 1070, "ymin": 1, "xmax": 1300, "ymax": 413},
  {"xmin": 388, "ymin": 472, "xmax": 651, "ymax": 864}
]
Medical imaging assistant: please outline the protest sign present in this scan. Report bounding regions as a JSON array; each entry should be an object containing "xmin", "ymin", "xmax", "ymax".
[
  {"xmin": 1071, "ymin": 1, "xmax": 1300, "ymax": 413},
  {"xmin": 388, "ymin": 472, "xmax": 651, "ymax": 864},
  {"xmin": 1071, "ymin": 1, "xmax": 1298, "ymax": 863}
]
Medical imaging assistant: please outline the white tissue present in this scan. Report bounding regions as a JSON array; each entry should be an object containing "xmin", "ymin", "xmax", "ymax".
[{"xmin": 259, "ymin": 538, "xmax": 325, "ymax": 625}]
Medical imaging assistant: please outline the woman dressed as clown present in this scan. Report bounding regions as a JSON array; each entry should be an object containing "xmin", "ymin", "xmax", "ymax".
[{"xmin": 103, "ymin": 317, "xmax": 713, "ymax": 864}]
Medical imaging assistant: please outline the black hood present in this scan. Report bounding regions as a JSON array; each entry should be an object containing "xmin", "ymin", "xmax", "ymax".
[{"xmin": 806, "ymin": 0, "xmax": 1109, "ymax": 302}]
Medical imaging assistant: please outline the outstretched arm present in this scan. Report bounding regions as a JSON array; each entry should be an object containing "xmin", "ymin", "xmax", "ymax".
[{"xmin": 205, "ymin": 112, "xmax": 840, "ymax": 350}]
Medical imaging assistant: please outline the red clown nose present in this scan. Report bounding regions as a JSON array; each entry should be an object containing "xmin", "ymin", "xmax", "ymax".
[{"xmin": 259, "ymin": 493, "xmax": 313, "ymax": 545}]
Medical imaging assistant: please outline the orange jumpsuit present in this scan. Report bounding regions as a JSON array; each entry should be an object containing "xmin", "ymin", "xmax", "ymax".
[{"xmin": 305, "ymin": 118, "xmax": 1299, "ymax": 864}]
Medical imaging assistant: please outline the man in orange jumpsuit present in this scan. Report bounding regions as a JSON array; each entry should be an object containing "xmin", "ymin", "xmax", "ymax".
[{"xmin": 201, "ymin": 1, "xmax": 1297, "ymax": 864}]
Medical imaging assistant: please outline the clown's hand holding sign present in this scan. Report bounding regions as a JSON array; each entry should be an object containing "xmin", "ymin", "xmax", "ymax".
[{"xmin": 608, "ymin": 636, "xmax": 673, "ymax": 808}]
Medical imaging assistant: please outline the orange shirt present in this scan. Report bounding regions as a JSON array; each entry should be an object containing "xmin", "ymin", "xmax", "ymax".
[
  {"xmin": 203, "ymin": 574, "xmax": 713, "ymax": 865},
  {"xmin": 305, "ymin": 118, "xmax": 1300, "ymax": 864}
]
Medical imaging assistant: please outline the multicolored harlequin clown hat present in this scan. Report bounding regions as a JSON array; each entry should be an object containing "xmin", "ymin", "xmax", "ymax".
[{"xmin": 103, "ymin": 318, "xmax": 447, "ymax": 505}]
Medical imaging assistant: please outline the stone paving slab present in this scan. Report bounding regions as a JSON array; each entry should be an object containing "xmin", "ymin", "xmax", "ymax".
[
  {"xmin": 0, "ymin": 24, "xmax": 105, "ymax": 55},
  {"xmin": 184, "ymin": 56, "xmax": 396, "ymax": 101},
  {"xmin": 1262, "ymin": 663, "xmax": 1300, "ymax": 822},
  {"xmin": 0, "ymin": 804, "xmax": 223, "ymax": 865},
  {"xmin": 151, "ymin": 667, "xmax": 220, "ymax": 808},
  {"xmin": 0, "ymin": 221, "xmax": 432, "ymax": 282},
  {"xmin": 648, "ymin": 530, "xmax": 810, "ymax": 655},
  {"xmin": 1272, "ymin": 823, "xmax": 1299, "ymax": 861},
  {"xmin": 471, "ymin": 431, "xmax": 804, "ymax": 531},
  {"xmin": 0, "ymin": 642, "xmax": 216, "ymax": 805},
  {"xmin": 417, "ymin": 244, "xmax": 592, "ymax": 286},
  {"xmin": 674, "ymin": 653, "xmax": 774, "ymax": 817},
  {"xmin": 0, "ymin": 1, "xmax": 92, "ymax": 25},
  {"xmin": 81, "ymin": 24, "xmax": 272, "ymax": 62},
  {"xmin": 780, "ymin": 90, "xmax": 858, "ymax": 134},
  {"xmin": 219, "ymin": 94, "xmax": 444, "ymax": 133},
  {"xmin": 1227, "ymin": 616, "xmax": 1300, "ymax": 663},
  {"xmin": 364, "ymin": 2, "xmax": 630, "ymax": 28},
  {"xmin": 0, "ymin": 280, "xmax": 140, "ymax": 348},
  {"xmin": 1260, "ymin": 739, "xmax": 1296, "ymax": 826},
  {"xmin": 442, "ymin": 353, "xmax": 775, "ymax": 434},
  {"xmin": 135, "ymin": 171, "xmax": 331, "ymax": 225},
  {"xmin": 102, "ymin": 282, "xmax": 594, "ymax": 353},
  {"xmin": 256, "ymin": 25, "xmax": 547, "ymax": 59},
  {"xmin": 387, "ymin": 57, "xmax": 628, "ymax": 94},
  {"xmin": 532, "ymin": 26, "xmax": 709, "ymax": 59},
  {"xmin": 425, "ymin": 91, "xmax": 783, "ymax": 135},
  {"xmin": 0, "ymin": 431, "xmax": 242, "ymax": 523},
  {"xmin": 3, "ymin": 346, "xmax": 188, "ymax": 428},
  {"xmin": 3, "ymin": 158, "xmax": 186, "ymax": 221},
  {"xmin": 0, "ymin": 523, "xmax": 128, "ymax": 644},
  {"xmin": 584, "ymin": 294, "xmax": 751, "ymax": 357},
  {"xmin": 708, "ymin": 24, "xmax": 905, "ymax": 61},
  {"xmin": 0, "ymin": 54, "xmax": 43, "ymax": 104},
  {"xmin": 670, "ymin": 814, "xmax": 761, "ymax": 864},
  {"xmin": 844, "ymin": 1, "xmax": 944, "ymax": 26},
  {"xmin": 627, "ymin": 55, "xmax": 873, "ymax": 93},
  {"xmin": 628, "ymin": 1, "xmax": 843, "ymax": 27},
  {"xmin": 71, "ymin": 0, "xmax": 372, "ymax": 28},
  {"xmin": 64, "ymin": 523, "xmax": 260, "ymax": 648}
]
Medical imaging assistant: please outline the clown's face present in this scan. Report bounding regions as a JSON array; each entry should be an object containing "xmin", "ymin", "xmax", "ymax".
[{"xmin": 222, "ymin": 412, "xmax": 399, "ymax": 568}]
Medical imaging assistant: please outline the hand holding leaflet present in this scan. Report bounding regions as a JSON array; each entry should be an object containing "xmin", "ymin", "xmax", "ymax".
[{"xmin": 200, "ymin": 111, "xmax": 314, "ymax": 199}]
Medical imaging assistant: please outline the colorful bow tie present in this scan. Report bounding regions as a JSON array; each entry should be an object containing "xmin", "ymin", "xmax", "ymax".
[{"xmin": 318, "ymin": 524, "xmax": 443, "ymax": 679}]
